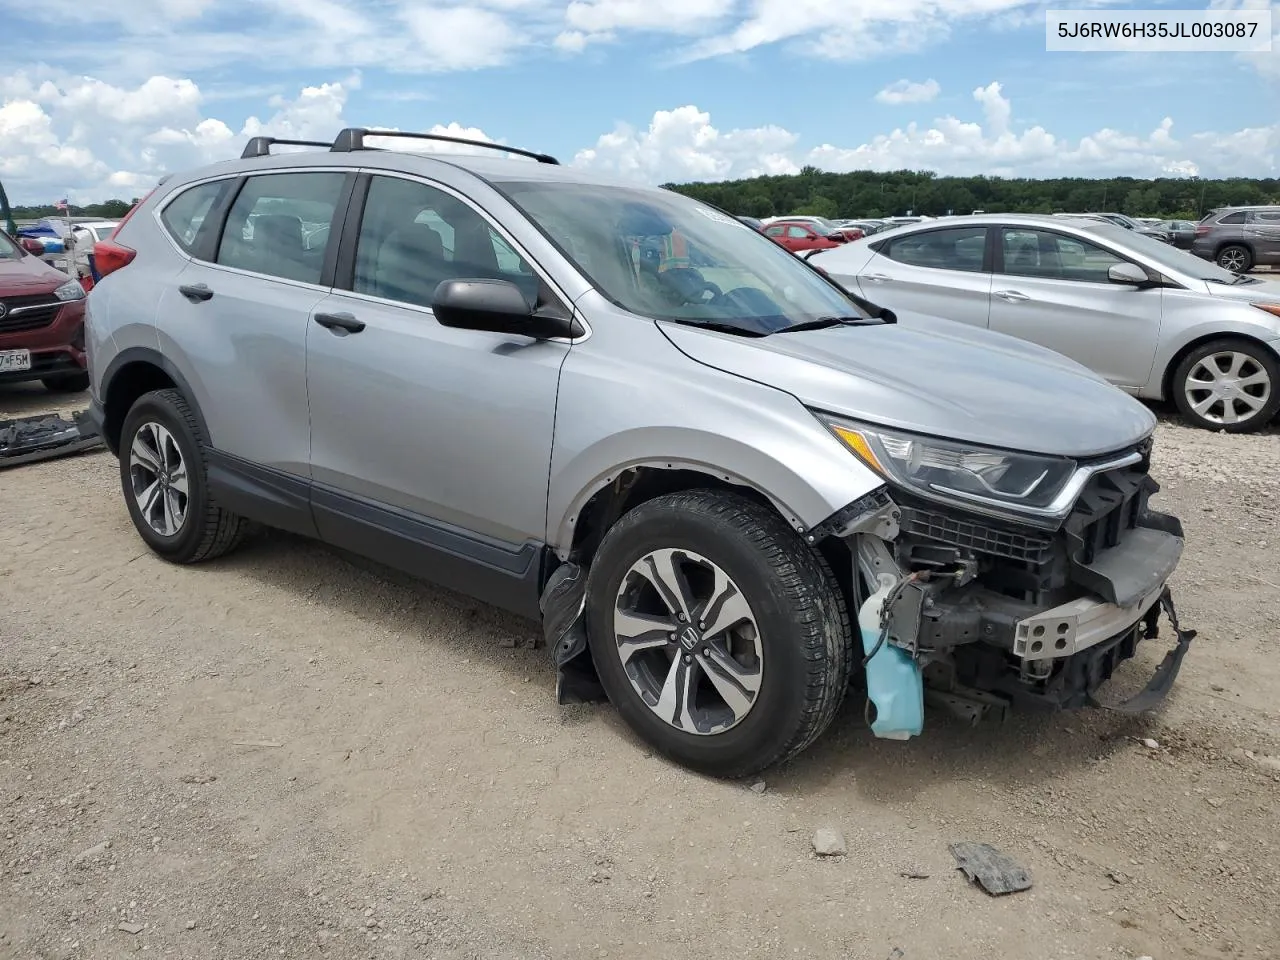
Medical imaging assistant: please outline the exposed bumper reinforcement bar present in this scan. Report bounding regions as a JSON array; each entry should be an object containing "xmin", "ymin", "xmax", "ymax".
[
  {"xmin": 1087, "ymin": 586, "xmax": 1196, "ymax": 714},
  {"xmin": 1013, "ymin": 578, "xmax": 1167, "ymax": 662}
]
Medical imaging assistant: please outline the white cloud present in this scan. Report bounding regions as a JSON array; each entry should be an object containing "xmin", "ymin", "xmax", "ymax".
[
  {"xmin": 2, "ymin": 71, "xmax": 1275, "ymax": 205},
  {"xmin": 564, "ymin": 0, "xmax": 734, "ymax": 34},
  {"xmin": 874, "ymin": 78, "xmax": 940, "ymax": 105},
  {"xmin": 579, "ymin": 86, "xmax": 1277, "ymax": 183},
  {"xmin": 573, "ymin": 105, "xmax": 801, "ymax": 181},
  {"xmin": 400, "ymin": 7, "xmax": 526, "ymax": 71}
]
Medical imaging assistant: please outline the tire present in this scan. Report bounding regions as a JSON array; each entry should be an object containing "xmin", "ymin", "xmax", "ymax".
[
  {"xmin": 42, "ymin": 372, "xmax": 90, "ymax": 393},
  {"xmin": 1216, "ymin": 244, "xmax": 1253, "ymax": 273},
  {"xmin": 584, "ymin": 489, "xmax": 852, "ymax": 778},
  {"xmin": 1171, "ymin": 338, "xmax": 1280, "ymax": 433},
  {"xmin": 118, "ymin": 388, "xmax": 250, "ymax": 563}
]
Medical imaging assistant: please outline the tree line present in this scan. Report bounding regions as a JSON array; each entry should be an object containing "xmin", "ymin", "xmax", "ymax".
[
  {"xmin": 11, "ymin": 199, "xmax": 137, "ymax": 221},
  {"xmin": 663, "ymin": 167, "xmax": 1280, "ymax": 221}
]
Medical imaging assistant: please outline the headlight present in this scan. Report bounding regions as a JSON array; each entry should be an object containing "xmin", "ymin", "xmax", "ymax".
[
  {"xmin": 54, "ymin": 279, "xmax": 86, "ymax": 302},
  {"xmin": 817, "ymin": 413, "xmax": 1079, "ymax": 518}
]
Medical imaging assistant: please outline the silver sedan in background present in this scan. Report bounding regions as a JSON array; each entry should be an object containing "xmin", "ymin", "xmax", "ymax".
[{"xmin": 808, "ymin": 214, "xmax": 1280, "ymax": 433}]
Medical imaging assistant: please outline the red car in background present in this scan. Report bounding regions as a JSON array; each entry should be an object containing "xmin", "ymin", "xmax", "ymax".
[
  {"xmin": 0, "ymin": 227, "xmax": 90, "ymax": 393},
  {"xmin": 763, "ymin": 219, "xmax": 853, "ymax": 253}
]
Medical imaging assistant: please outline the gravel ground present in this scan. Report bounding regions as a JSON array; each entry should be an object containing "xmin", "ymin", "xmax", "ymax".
[{"xmin": 1, "ymin": 381, "xmax": 1278, "ymax": 960}]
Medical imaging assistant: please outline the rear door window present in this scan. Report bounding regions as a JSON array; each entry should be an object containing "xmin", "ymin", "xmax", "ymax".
[
  {"xmin": 882, "ymin": 226, "xmax": 987, "ymax": 273},
  {"xmin": 215, "ymin": 172, "xmax": 346, "ymax": 285},
  {"xmin": 160, "ymin": 179, "xmax": 234, "ymax": 253}
]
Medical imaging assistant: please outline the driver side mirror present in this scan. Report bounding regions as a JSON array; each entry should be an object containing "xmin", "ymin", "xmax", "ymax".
[
  {"xmin": 1107, "ymin": 262, "xmax": 1149, "ymax": 286},
  {"xmin": 432, "ymin": 278, "xmax": 581, "ymax": 339}
]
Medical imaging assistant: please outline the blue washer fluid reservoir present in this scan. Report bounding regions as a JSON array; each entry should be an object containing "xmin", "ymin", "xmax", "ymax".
[{"xmin": 858, "ymin": 574, "xmax": 924, "ymax": 740}]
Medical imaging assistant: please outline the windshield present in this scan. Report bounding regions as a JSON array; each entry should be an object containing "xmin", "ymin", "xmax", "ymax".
[
  {"xmin": 497, "ymin": 181, "xmax": 871, "ymax": 335},
  {"xmin": 0, "ymin": 229, "xmax": 23, "ymax": 261},
  {"xmin": 1078, "ymin": 219, "xmax": 1241, "ymax": 283}
]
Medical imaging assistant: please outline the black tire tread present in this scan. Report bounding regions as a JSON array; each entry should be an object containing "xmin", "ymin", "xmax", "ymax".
[
  {"xmin": 130, "ymin": 388, "xmax": 249, "ymax": 562},
  {"xmin": 595, "ymin": 488, "xmax": 852, "ymax": 777},
  {"xmin": 1170, "ymin": 337, "xmax": 1280, "ymax": 434}
]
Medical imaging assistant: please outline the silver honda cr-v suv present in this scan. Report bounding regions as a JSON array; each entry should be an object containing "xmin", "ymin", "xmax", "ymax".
[{"xmin": 85, "ymin": 129, "xmax": 1196, "ymax": 778}]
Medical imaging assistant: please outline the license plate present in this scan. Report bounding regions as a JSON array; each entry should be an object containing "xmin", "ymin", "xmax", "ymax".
[
  {"xmin": 0, "ymin": 349, "xmax": 32, "ymax": 373},
  {"xmin": 54, "ymin": 259, "xmax": 68, "ymax": 268}
]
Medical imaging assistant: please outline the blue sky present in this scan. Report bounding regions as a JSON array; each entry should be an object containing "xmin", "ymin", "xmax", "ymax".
[{"xmin": 1, "ymin": 0, "xmax": 1276, "ymax": 203}]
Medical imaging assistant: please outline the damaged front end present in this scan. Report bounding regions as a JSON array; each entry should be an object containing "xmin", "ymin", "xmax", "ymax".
[{"xmin": 817, "ymin": 435, "xmax": 1197, "ymax": 736}]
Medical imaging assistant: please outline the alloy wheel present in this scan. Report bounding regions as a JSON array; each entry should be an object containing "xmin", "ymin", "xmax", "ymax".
[
  {"xmin": 128, "ymin": 421, "xmax": 189, "ymax": 537},
  {"xmin": 612, "ymin": 548, "xmax": 763, "ymax": 736},
  {"xmin": 1218, "ymin": 248, "xmax": 1248, "ymax": 272},
  {"xmin": 1183, "ymin": 351, "xmax": 1272, "ymax": 426}
]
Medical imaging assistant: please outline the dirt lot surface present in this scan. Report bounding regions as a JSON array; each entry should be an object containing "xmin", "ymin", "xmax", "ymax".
[{"xmin": 2, "ymin": 381, "xmax": 1278, "ymax": 960}]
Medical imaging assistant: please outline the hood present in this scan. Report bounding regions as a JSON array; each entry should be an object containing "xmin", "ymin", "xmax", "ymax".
[
  {"xmin": 660, "ymin": 311, "xmax": 1156, "ymax": 460},
  {"xmin": 0, "ymin": 255, "xmax": 67, "ymax": 293},
  {"xmin": 1199, "ymin": 275, "xmax": 1280, "ymax": 307}
]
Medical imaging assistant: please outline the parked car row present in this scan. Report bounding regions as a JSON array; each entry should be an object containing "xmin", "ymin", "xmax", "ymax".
[{"xmin": 72, "ymin": 128, "xmax": 1208, "ymax": 779}]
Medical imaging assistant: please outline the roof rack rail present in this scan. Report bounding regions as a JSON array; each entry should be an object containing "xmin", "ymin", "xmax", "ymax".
[
  {"xmin": 329, "ymin": 128, "xmax": 559, "ymax": 165},
  {"xmin": 240, "ymin": 137, "xmax": 334, "ymax": 160}
]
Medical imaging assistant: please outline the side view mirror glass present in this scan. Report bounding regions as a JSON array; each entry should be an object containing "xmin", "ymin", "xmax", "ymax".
[{"xmin": 1107, "ymin": 262, "xmax": 1149, "ymax": 286}]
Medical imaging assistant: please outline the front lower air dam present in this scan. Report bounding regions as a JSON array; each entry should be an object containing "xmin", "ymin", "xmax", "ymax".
[{"xmin": 859, "ymin": 574, "xmax": 924, "ymax": 740}]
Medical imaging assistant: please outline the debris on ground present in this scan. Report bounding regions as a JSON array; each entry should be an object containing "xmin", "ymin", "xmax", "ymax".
[
  {"xmin": 749, "ymin": 780, "xmax": 767, "ymax": 794},
  {"xmin": 1139, "ymin": 738, "xmax": 1161, "ymax": 750},
  {"xmin": 116, "ymin": 922, "xmax": 144, "ymax": 935},
  {"xmin": 949, "ymin": 842, "xmax": 1033, "ymax": 895},
  {"xmin": 0, "ymin": 411, "xmax": 102, "ymax": 469},
  {"xmin": 812, "ymin": 828, "xmax": 847, "ymax": 857},
  {"xmin": 899, "ymin": 868, "xmax": 930, "ymax": 879}
]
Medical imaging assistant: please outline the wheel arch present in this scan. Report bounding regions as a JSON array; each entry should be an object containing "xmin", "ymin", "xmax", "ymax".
[
  {"xmin": 1215, "ymin": 239, "xmax": 1255, "ymax": 262},
  {"xmin": 100, "ymin": 347, "xmax": 209, "ymax": 456},
  {"xmin": 549, "ymin": 430, "xmax": 883, "ymax": 564},
  {"xmin": 1160, "ymin": 330, "xmax": 1280, "ymax": 402}
]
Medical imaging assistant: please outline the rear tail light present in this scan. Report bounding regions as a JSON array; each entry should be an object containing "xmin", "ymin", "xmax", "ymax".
[
  {"xmin": 1195, "ymin": 225, "xmax": 1210, "ymax": 236},
  {"xmin": 93, "ymin": 241, "xmax": 136, "ymax": 277}
]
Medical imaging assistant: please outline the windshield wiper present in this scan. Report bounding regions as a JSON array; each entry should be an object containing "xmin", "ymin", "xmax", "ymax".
[
  {"xmin": 774, "ymin": 316, "xmax": 887, "ymax": 334},
  {"xmin": 665, "ymin": 318, "xmax": 769, "ymax": 338}
]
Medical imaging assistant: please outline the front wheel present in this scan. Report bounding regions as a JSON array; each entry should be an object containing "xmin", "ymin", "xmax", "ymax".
[
  {"xmin": 1171, "ymin": 338, "xmax": 1279, "ymax": 432},
  {"xmin": 119, "ymin": 388, "xmax": 250, "ymax": 562},
  {"xmin": 584, "ymin": 489, "xmax": 852, "ymax": 778}
]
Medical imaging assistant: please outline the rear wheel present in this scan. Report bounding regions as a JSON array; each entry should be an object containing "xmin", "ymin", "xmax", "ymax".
[
  {"xmin": 584, "ymin": 489, "xmax": 852, "ymax": 778},
  {"xmin": 1216, "ymin": 245, "xmax": 1253, "ymax": 273},
  {"xmin": 42, "ymin": 372, "xmax": 89, "ymax": 393},
  {"xmin": 1172, "ymin": 338, "xmax": 1279, "ymax": 432},
  {"xmin": 119, "ymin": 388, "xmax": 250, "ymax": 562}
]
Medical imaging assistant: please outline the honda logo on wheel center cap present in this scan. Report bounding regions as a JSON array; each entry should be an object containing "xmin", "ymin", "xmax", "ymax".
[{"xmin": 677, "ymin": 625, "xmax": 700, "ymax": 651}]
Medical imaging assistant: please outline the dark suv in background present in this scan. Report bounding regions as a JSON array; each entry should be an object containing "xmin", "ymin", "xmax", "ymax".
[
  {"xmin": 1192, "ymin": 205, "xmax": 1280, "ymax": 273},
  {"xmin": 0, "ymin": 227, "xmax": 90, "ymax": 392}
]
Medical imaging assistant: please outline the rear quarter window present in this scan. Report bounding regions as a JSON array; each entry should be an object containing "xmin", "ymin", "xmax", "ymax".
[
  {"xmin": 882, "ymin": 226, "xmax": 987, "ymax": 273},
  {"xmin": 160, "ymin": 179, "xmax": 234, "ymax": 253},
  {"xmin": 1217, "ymin": 212, "xmax": 1247, "ymax": 225}
]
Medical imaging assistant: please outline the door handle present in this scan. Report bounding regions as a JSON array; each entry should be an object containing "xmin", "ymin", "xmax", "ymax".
[
  {"xmin": 862, "ymin": 272, "xmax": 892, "ymax": 283},
  {"xmin": 314, "ymin": 311, "xmax": 366, "ymax": 334},
  {"xmin": 994, "ymin": 290, "xmax": 1031, "ymax": 302},
  {"xmin": 178, "ymin": 283, "xmax": 214, "ymax": 302}
]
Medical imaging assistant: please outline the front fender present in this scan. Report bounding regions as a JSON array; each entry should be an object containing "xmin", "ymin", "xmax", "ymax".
[
  {"xmin": 1145, "ymin": 310, "xmax": 1280, "ymax": 398},
  {"xmin": 547, "ymin": 422, "xmax": 884, "ymax": 556}
]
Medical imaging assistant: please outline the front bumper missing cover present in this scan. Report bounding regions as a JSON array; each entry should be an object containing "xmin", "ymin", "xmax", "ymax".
[{"xmin": 1012, "ymin": 578, "xmax": 1167, "ymax": 662}]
